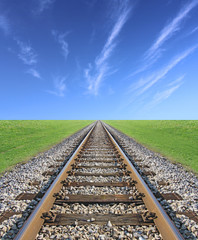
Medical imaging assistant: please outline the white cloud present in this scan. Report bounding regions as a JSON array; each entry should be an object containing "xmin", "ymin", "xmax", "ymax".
[
  {"xmin": 14, "ymin": 40, "xmax": 41, "ymax": 79},
  {"xmin": 16, "ymin": 40, "xmax": 37, "ymax": 66},
  {"xmin": 85, "ymin": 1, "xmax": 131, "ymax": 95},
  {"xmin": 144, "ymin": 0, "xmax": 198, "ymax": 62},
  {"xmin": 131, "ymin": 46, "xmax": 197, "ymax": 95},
  {"xmin": 168, "ymin": 75, "xmax": 185, "ymax": 86},
  {"xmin": 52, "ymin": 31, "xmax": 69, "ymax": 60},
  {"xmin": 0, "ymin": 14, "xmax": 10, "ymax": 35},
  {"xmin": 96, "ymin": 4, "xmax": 130, "ymax": 67},
  {"xmin": 36, "ymin": 0, "xmax": 55, "ymax": 13},
  {"xmin": 189, "ymin": 26, "xmax": 198, "ymax": 35},
  {"xmin": 129, "ymin": 0, "xmax": 198, "ymax": 78},
  {"xmin": 27, "ymin": 68, "xmax": 41, "ymax": 79},
  {"xmin": 47, "ymin": 76, "xmax": 66, "ymax": 97},
  {"xmin": 151, "ymin": 76, "xmax": 184, "ymax": 106}
]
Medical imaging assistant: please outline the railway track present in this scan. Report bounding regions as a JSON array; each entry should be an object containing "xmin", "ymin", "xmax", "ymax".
[{"xmin": 14, "ymin": 121, "xmax": 184, "ymax": 240}]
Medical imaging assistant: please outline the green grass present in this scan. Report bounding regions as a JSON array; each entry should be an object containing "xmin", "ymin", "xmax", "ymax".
[
  {"xmin": 104, "ymin": 120, "xmax": 198, "ymax": 173},
  {"xmin": 0, "ymin": 120, "xmax": 93, "ymax": 173}
]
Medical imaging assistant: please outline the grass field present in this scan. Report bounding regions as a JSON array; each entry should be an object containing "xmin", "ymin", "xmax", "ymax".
[
  {"xmin": 104, "ymin": 120, "xmax": 198, "ymax": 173},
  {"xmin": 0, "ymin": 120, "xmax": 93, "ymax": 173}
]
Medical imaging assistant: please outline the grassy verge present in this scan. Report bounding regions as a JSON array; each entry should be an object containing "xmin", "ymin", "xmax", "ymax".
[
  {"xmin": 104, "ymin": 120, "xmax": 198, "ymax": 173},
  {"xmin": 0, "ymin": 120, "xmax": 93, "ymax": 173}
]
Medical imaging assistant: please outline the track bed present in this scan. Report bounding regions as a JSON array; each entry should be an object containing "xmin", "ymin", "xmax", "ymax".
[{"xmin": 13, "ymin": 121, "xmax": 184, "ymax": 240}]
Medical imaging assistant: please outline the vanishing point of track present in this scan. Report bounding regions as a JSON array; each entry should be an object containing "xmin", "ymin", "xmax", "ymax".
[{"xmin": 15, "ymin": 121, "xmax": 184, "ymax": 240}]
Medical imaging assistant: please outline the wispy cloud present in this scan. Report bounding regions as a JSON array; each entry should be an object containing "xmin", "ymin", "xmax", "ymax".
[
  {"xmin": 0, "ymin": 14, "xmax": 10, "ymax": 35},
  {"xmin": 16, "ymin": 40, "xmax": 37, "ymax": 66},
  {"xmin": 15, "ymin": 40, "xmax": 42, "ymax": 79},
  {"xmin": 85, "ymin": 0, "xmax": 131, "ymax": 95},
  {"xmin": 85, "ymin": 64, "xmax": 107, "ymax": 95},
  {"xmin": 130, "ymin": 0, "xmax": 198, "ymax": 77},
  {"xmin": 46, "ymin": 76, "xmax": 66, "ymax": 97},
  {"xmin": 168, "ymin": 75, "xmax": 185, "ymax": 86},
  {"xmin": 36, "ymin": 0, "xmax": 55, "ymax": 13},
  {"xmin": 150, "ymin": 76, "xmax": 184, "ymax": 106},
  {"xmin": 52, "ymin": 31, "xmax": 69, "ymax": 60},
  {"xmin": 27, "ymin": 68, "xmax": 41, "ymax": 79},
  {"xmin": 145, "ymin": 0, "xmax": 198, "ymax": 62},
  {"xmin": 131, "ymin": 45, "xmax": 197, "ymax": 95},
  {"xmin": 189, "ymin": 25, "xmax": 198, "ymax": 35}
]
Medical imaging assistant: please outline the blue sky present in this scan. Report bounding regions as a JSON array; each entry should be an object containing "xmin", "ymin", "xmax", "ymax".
[{"xmin": 0, "ymin": 0, "xmax": 198, "ymax": 119}]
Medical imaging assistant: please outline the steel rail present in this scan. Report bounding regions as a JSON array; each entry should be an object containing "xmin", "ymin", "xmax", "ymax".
[
  {"xmin": 102, "ymin": 122, "xmax": 184, "ymax": 240},
  {"xmin": 14, "ymin": 123, "xmax": 96, "ymax": 240}
]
